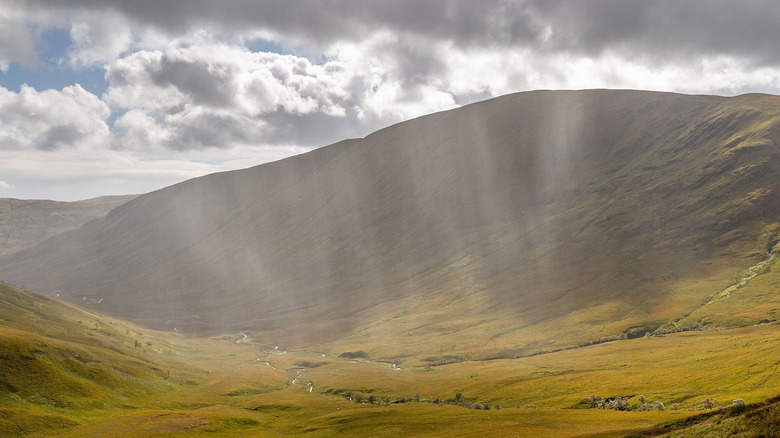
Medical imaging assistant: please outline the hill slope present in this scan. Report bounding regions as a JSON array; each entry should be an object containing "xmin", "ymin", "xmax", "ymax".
[
  {"xmin": 0, "ymin": 195, "xmax": 135, "ymax": 257},
  {"xmin": 0, "ymin": 280, "xmax": 191, "ymax": 435},
  {"xmin": 1, "ymin": 90, "xmax": 780, "ymax": 359}
]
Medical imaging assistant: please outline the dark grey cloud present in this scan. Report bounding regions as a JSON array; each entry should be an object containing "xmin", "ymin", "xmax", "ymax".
[
  {"xmin": 152, "ymin": 55, "xmax": 237, "ymax": 108},
  {"xmin": 168, "ymin": 112, "xmax": 250, "ymax": 150},
  {"xmin": 534, "ymin": 1, "xmax": 780, "ymax": 65},
  {"xmin": 15, "ymin": 0, "xmax": 780, "ymax": 66},
  {"xmin": 37, "ymin": 124, "xmax": 82, "ymax": 150},
  {"xmin": 16, "ymin": 0, "xmax": 533, "ymax": 42},
  {"xmin": 0, "ymin": 11, "xmax": 36, "ymax": 69},
  {"xmin": 15, "ymin": 0, "xmax": 542, "ymax": 49},
  {"xmin": 387, "ymin": 36, "xmax": 448, "ymax": 93}
]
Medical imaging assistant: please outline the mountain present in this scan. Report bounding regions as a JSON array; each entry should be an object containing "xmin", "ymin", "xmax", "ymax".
[
  {"xmin": 1, "ymin": 90, "xmax": 779, "ymax": 360},
  {"xmin": 0, "ymin": 195, "xmax": 135, "ymax": 257}
]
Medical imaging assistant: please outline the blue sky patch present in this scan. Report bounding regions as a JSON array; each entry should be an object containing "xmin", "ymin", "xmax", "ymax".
[{"xmin": 0, "ymin": 26, "xmax": 108, "ymax": 95}]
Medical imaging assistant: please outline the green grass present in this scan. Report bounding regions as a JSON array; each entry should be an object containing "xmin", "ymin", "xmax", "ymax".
[
  {"xmin": 630, "ymin": 395, "xmax": 780, "ymax": 437},
  {"xmin": 2, "ymin": 281, "xmax": 778, "ymax": 436}
]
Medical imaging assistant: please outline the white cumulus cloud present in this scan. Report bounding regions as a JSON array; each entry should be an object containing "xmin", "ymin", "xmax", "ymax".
[
  {"xmin": 67, "ymin": 12, "xmax": 134, "ymax": 69},
  {"xmin": 0, "ymin": 84, "xmax": 111, "ymax": 151},
  {"xmin": 104, "ymin": 32, "xmax": 408, "ymax": 150}
]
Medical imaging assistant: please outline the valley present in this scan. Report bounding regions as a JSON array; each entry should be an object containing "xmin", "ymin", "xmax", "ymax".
[
  {"xmin": 1, "ymin": 278, "xmax": 778, "ymax": 436},
  {"xmin": 2, "ymin": 90, "xmax": 780, "ymax": 436}
]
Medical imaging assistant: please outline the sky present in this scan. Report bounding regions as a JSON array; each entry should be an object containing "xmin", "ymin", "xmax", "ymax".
[{"xmin": 3, "ymin": 1, "xmax": 780, "ymax": 201}]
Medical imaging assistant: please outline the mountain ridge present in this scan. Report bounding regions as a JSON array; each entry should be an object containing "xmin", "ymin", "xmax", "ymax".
[
  {"xmin": 2, "ymin": 89, "xmax": 779, "ymax": 360},
  {"xmin": 0, "ymin": 195, "xmax": 135, "ymax": 257}
]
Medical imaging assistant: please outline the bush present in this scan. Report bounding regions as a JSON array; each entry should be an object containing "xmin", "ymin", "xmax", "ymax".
[
  {"xmin": 338, "ymin": 351, "xmax": 368, "ymax": 359},
  {"xmin": 601, "ymin": 396, "xmax": 630, "ymax": 411},
  {"xmin": 732, "ymin": 398, "xmax": 747, "ymax": 415}
]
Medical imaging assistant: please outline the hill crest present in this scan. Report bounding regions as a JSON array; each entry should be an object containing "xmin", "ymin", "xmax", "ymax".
[{"xmin": 1, "ymin": 89, "xmax": 779, "ymax": 360}]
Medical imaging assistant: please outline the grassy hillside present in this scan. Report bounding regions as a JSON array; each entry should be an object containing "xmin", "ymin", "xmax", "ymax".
[
  {"xmin": 0, "ymin": 195, "xmax": 134, "ymax": 257},
  {"xmin": 3, "ymin": 91, "xmax": 778, "ymax": 365},
  {"xmin": 0, "ymin": 281, "xmax": 200, "ymax": 435},
  {"xmin": 2, "ymin": 281, "xmax": 778, "ymax": 436},
  {"xmin": 0, "ymin": 93, "xmax": 778, "ymax": 360},
  {"xmin": 633, "ymin": 395, "xmax": 780, "ymax": 437}
]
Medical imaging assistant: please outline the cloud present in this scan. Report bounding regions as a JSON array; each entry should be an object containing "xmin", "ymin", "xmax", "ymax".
[
  {"xmin": 0, "ymin": 144, "xmax": 311, "ymax": 201},
  {"xmin": 67, "ymin": 11, "xmax": 134, "ymax": 68},
  {"xmin": 104, "ymin": 33, "xmax": 425, "ymax": 150},
  {"xmin": 0, "ymin": 6, "xmax": 37, "ymax": 70},
  {"xmin": 15, "ymin": 1, "xmax": 780, "ymax": 67},
  {"xmin": 5, "ymin": 0, "xmax": 780, "ymax": 201},
  {"xmin": 0, "ymin": 180, "xmax": 14, "ymax": 190},
  {"xmin": 0, "ymin": 84, "xmax": 110, "ymax": 151},
  {"xmin": 531, "ymin": 1, "xmax": 780, "ymax": 66}
]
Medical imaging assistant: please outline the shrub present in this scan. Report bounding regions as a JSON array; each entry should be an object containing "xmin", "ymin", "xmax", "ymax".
[
  {"xmin": 338, "ymin": 350, "xmax": 368, "ymax": 359},
  {"xmin": 604, "ymin": 396, "xmax": 630, "ymax": 411},
  {"xmin": 732, "ymin": 398, "xmax": 747, "ymax": 415}
]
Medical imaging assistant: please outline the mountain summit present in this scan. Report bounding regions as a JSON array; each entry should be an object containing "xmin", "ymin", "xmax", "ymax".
[{"xmin": 2, "ymin": 90, "xmax": 779, "ymax": 358}]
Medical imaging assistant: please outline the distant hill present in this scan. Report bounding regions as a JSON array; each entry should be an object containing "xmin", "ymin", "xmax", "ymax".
[
  {"xmin": 0, "ymin": 195, "xmax": 135, "ymax": 257},
  {"xmin": 1, "ymin": 90, "xmax": 779, "ymax": 361}
]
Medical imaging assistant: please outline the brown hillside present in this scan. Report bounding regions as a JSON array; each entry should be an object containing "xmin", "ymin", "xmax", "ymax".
[{"xmin": 0, "ymin": 195, "xmax": 135, "ymax": 257}]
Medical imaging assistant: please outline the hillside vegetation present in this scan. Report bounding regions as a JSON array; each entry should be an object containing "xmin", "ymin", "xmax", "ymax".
[{"xmin": 1, "ymin": 282, "xmax": 777, "ymax": 436}]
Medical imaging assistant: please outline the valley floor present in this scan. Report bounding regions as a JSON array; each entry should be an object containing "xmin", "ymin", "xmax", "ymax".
[{"xmin": 5, "ymin": 321, "xmax": 778, "ymax": 437}]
